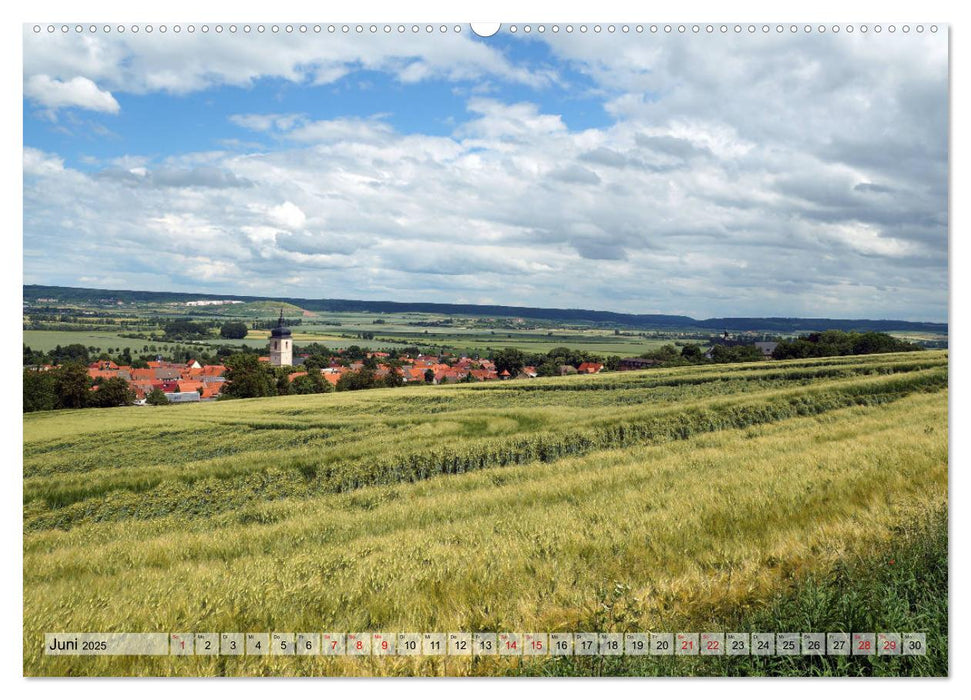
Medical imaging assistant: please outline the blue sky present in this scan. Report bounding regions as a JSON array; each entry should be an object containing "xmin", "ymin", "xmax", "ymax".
[
  {"xmin": 23, "ymin": 25, "xmax": 948, "ymax": 321},
  {"xmin": 25, "ymin": 34, "xmax": 613, "ymax": 170}
]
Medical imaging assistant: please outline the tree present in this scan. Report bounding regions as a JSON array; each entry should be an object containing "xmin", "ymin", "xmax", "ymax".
[
  {"xmin": 146, "ymin": 388, "xmax": 169, "ymax": 405},
  {"xmin": 92, "ymin": 377, "xmax": 136, "ymax": 408},
  {"xmin": 223, "ymin": 353, "xmax": 277, "ymax": 398},
  {"xmin": 681, "ymin": 344, "xmax": 703, "ymax": 361},
  {"xmin": 709, "ymin": 344, "xmax": 763, "ymax": 363},
  {"xmin": 23, "ymin": 344, "xmax": 46, "ymax": 367},
  {"xmin": 23, "ymin": 369, "xmax": 57, "ymax": 412},
  {"xmin": 424, "ymin": 368, "xmax": 435, "ymax": 383},
  {"xmin": 55, "ymin": 362, "xmax": 91, "ymax": 409},
  {"xmin": 383, "ymin": 369, "xmax": 404, "ymax": 388},
  {"xmin": 302, "ymin": 354, "xmax": 329, "ymax": 374},
  {"xmin": 641, "ymin": 344, "xmax": 682, "ymax": 363},
  {"xmin": 343, "ymin": 345, "xmax": 367, "ymax": 362},
  {"xmin": 275, "ymin": 370, "xmax": 292, "ymax": 396},
  {"xmin": 536, "ymin": 361, "xmax": 559, "ymax": 377},
  {"xmin": 50, "ymin": 343, "xmax": 90, "ymax": 365},
  {"xmin": 162, "ymin": 319, "xmax": 210, "ymax": 340},
  {"xmin": 492, "ymin": 348, "xmax": 526, "ymax": 375},
  {"xmin": 220, "ymin": 322, "xmax": 249, "ymax": 339},
  {"xmin": 291, "ymin": 372, "xmax": 333, "ymax": 395},
  {"xmin": 336, "ymin": 368, "xmax": 378, "ymax": 391}
]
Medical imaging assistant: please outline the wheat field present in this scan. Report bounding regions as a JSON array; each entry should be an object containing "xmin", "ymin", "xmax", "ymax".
[{"xmin": 23, "ymin": 352, "xmax": 948, "ymax": 676}]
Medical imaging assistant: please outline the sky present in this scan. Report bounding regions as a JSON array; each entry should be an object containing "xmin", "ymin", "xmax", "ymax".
[{"xmin": 22, "ymin": 24, "xmax": 948, "ymax": 321}]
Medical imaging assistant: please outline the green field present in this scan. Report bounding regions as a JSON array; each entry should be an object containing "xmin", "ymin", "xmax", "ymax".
[
  {"xmin": 23, "ymin": 351, "xmax": 948, "ymax": 676},
  {"xmin": 22, "ymin": 328, "xmax": 416, "ymax": 355}
]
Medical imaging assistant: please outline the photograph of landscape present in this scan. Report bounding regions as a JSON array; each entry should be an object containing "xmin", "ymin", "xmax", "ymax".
[{"xmin": 22, "ymin": 21, "xmax": 948, "ymax": 677}]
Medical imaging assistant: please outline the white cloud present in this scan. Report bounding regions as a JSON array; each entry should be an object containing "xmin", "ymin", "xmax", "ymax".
[
  {"xmin": 24, "ymin": 75, "xmax": 120, "ymax": 114},
  {"xmin": 229, "ymin": 113, "xmax": 304, "ymax": 132},
  {"xmin": 23, "ymin": 29, "xmax": 556, "ymax": 99},
  {"xmin": 23, "ymin": 147, "xmax": 64, "ymax": 176},
  {"xmin": 267, "ymin": 202, "xmax": 307, "ymax": 230}
]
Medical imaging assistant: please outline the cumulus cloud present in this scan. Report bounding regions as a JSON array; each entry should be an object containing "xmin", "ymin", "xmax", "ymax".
[
  {"xmin": 24, "ymin": 75, "xmax": 120, "ymax": 113},
  {"xmin": 268, "ymin": 202, "xmax": 307, "ymax": 230},
  {"xmin": 23, "ymin": 147, "xmax": 64, "ymax": 176},
  {"xmin": 22, "ymin": 29, "xmax": 555, "ymax": 101}
]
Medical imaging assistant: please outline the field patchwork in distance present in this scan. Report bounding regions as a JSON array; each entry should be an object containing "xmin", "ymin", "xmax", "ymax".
[{"xmin": 23, "ymin": 351, "xmax": 948, "ymax": 676}]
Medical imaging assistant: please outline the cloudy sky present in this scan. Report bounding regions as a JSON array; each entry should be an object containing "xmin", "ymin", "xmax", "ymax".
[{"xmin": 23, "ymin": 25, "xmax": 948, "ymax": 321}]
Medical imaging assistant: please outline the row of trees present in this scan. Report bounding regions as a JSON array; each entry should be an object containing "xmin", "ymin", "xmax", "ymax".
[
  {"xmin": 771, "ymin": 331, "xmax": 921, "ymax": 359},
  {"xmin": 220, "ymin": 353, "xmax": 412, "ymax": 399},
  {"xmin": 23, "ymin": 342, "xmax": 247, "ymax": 370},
  {"xmin": 634, "ymin": 330, "xmax": 922, "ymax": 369},
  {"xmin": 491, "ymin": 347, "xmax": 617, "ymax": 376},
  {"xmin": 23, "ymin": 364, "xmax": 136, "ymax": 412}
]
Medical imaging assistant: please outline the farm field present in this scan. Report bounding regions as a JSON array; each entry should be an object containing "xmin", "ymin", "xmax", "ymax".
[
  {"xmin": 23, "ymin": 351, "xmax": 948, "ymax": 676},
  {"xmin": 22, "ymin": 330, "xmax": 174, "ymax": 354},
  {"xmin": 24, "ymin": 322, "xmax": 679, "ymax": 357}
]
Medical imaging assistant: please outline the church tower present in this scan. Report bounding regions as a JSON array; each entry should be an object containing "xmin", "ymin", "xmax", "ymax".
[{"xmin": 269, "ymin": 309, "xmax": 292, "ymax": 366}]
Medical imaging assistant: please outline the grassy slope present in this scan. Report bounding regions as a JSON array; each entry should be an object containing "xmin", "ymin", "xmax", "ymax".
[{"xmin": 23, "ymin": 352, "xmax": 948, "ymax": 676}]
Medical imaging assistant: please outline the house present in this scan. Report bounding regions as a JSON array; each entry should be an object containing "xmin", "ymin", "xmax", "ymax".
[
  {"xmin": 176, "ymin": 380, "xmax": 204, "ymax": 394},
  {"xmin": 201, "ymin": 384, "xmax": 222, "ymax": 399},
  {"xmin": 754, "ymin": 341, "xmax": 778, "ymax": 358},
  {"xmin": 129, "ymin": 381, "xmax": 154, "ymax": 400},
  {"xmin": 618, "ymin": 357, "xmax": 662, "ymax": 371},
  {"xmin": 558, "ymin": 365, "xmax": 578, "ymax": 376},
  {"xmin": 577, "ymin": 362, "xmax": 603, "ymax": 374},
  {"xmin": 89, "ymin": 360, "xmax": 119, "ymax": 371}
]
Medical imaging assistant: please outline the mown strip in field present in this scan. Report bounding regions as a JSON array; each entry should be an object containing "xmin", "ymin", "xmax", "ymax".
[
  {"xmin": 24, "ymin": 361, "xmax": 946, "ymax": 531},
  {"xmin": 23, "ymin": 389, "xmax": 947, "ymax": 677}
]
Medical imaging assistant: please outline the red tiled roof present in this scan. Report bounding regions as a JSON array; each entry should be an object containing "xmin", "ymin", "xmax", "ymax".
[
  {"xmin": 88, "ymin": 361, "xmax": 119, "ymax": 371},
  {"xmin": 201, "ymin": 384, "xmax": 221, "ymax": 399}
]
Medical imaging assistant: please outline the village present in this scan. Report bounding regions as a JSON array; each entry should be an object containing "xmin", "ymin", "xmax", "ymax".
[
  {"xmin": 80, "ymin": 351, "xmax": 608, "ymax": 405},
  {"xmin": 21, "ymin": 312, "xmax": 809, "ymax": 409}
]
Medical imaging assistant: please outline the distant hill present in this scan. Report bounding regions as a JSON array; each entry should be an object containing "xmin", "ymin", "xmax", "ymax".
[{"xmin": 23, "ymin": 284, "xmax": 948, "ymax": 334}]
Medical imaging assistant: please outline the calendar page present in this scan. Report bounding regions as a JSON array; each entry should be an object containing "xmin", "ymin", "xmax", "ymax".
[{"xmin": 21, "ymin": 11, "xmax": 949, "ymax": 681}]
